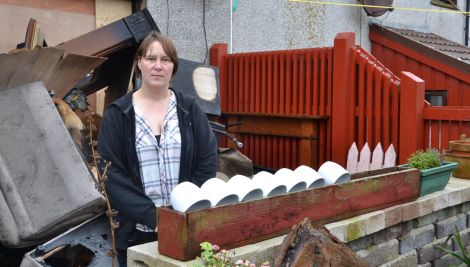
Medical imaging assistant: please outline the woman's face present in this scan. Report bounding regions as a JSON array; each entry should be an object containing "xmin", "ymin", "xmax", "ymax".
[{"xmin": 137, "ymin": 41, "xmax": 174, "ymax": 90}]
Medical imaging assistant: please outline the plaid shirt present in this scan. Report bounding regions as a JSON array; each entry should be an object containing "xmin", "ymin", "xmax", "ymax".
[{"xmin": 133, "ymin": 92, "xmax": 181, "ymax": 232}]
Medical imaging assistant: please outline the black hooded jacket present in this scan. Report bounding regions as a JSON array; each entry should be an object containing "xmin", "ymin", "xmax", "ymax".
[{"xmin": 97, "ymin": 89, "xmax": 217, "ymax": 249}]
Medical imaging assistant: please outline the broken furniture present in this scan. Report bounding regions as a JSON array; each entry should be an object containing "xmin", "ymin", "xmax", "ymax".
[
  {"xmin": 55, "ymin": 8, "xmax": 158, "ymax": 104},
  {"xmin": 0, "ymin": 82, "xmax": 105, "ymax": 248},
  {"xmin": 20, "ymin": 214, "xmax": 114, "ymax": 267},
  {"xmin": 172, "ymin": 58, "xmax": 221, "ymax": 116},
  {"xmin": 0, "ymin": 8, "xmax": 159, "ymax": 266},
  {"xmin": 0, "ymin": 47, "xmax": 105, "ymax": 100}
]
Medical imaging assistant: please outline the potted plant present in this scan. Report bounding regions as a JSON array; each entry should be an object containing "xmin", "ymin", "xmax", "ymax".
[{"xmin": 404, "ymin": 149, "xmax": 458, "ymax": 196}]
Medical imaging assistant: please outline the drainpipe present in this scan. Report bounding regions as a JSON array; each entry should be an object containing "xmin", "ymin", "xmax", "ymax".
[{"xmin": 466, "ymin": 0, "xmax": 469, "ymax": 46}]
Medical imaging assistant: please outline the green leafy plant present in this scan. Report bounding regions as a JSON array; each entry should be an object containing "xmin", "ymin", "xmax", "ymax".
[
  {"xmin": 407, "ymin": 149, "xmax": 441, "ymax": 170},
  {"xmin": 192, "ymin": 242, "xmax": 233, "ymax": 267},
  {"xmin": 436, "ymin": 226, "xmax": 470, "ymax": 266},
  {"xmin": 192, "ymin": 242, "xmax": 270, "ymax": 267}
]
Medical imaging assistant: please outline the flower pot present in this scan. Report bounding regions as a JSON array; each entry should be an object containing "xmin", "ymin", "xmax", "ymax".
[
  {"xmin": 401, "ymin": 161, "xmax": 458, "ymax": 196},
  {"xmin": 444, "ymin": 135, "xmax": 470, "ymax": 179}
]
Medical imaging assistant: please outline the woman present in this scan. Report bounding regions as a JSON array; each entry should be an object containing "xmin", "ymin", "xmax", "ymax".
[{"xmin": 97, "ymin": 31, "xmax": 217, "ymax": 266}]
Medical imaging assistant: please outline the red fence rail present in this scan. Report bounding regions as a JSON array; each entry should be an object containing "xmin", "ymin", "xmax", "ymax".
[{"xmin": 423, "ymin": 106, "xmax": 470, "ymax": 152}]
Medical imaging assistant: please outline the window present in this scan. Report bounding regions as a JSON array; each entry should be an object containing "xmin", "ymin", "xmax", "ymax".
[
  {"xmin": 431, "ymin": 0, "xmax": 458, "ymax": 9},
  {"xmin": 425, "ymin": 90, "xmax": 448, "ymax": 106}
]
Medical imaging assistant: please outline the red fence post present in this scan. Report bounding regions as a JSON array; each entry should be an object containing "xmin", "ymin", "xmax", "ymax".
[
  {"xmin": 399, "ymin": 71, "xmax": 425, "ymax": 164},
  {"xmin": 332, "ymin": 32, "xmax": 355, "ymax": 167},
  {"xmin": 210, "ymin": 43, "xmax": 227, "ymax": 68},
  {"xmin": 210, "ymin": 43, "xmax": 228, "ymax": 113}
]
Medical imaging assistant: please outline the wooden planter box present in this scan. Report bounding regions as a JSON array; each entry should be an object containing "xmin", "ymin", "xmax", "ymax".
[{"xmin": 157, "ymin": 166, "xmax": 420, "ymax": 261}]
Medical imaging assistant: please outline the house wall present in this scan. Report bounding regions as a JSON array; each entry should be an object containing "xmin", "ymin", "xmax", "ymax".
[
  {"xmin": 147, "ymin": 0, "xmax": 368, "ymax": 63},
  {"xmin": 146, "ymin": 0, "xmax": 467, "ymax": 63},
  {"xmin": 378, "ymin": 0, "xmax": 467, "ymax": 45}
]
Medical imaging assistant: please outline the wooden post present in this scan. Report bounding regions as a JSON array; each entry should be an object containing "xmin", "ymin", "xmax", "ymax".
[
  {"xmin": 209, "ymin": 43, "xmax": 227, "ymax": 68},
  {"xmin": 399, "ymin": 71, "xmax": 425, "ymax": 164},
  {"xmin": 209, "ymin": 43, "xmax": 228, "ymax": 112},
  {"xmin": 332, "ymin": 32, "xmax": 355, "ymax": 167}
]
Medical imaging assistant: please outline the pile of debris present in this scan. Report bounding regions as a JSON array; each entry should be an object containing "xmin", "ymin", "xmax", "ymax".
[{"xmin": 0, "ymin": 9, "xmax": 157, "ymax": 267}]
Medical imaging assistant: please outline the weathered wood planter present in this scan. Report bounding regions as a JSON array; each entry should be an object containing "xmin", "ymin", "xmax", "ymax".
[{"xmin": 157, "ymin": 166, "xmax": 420, "ymax": 261}]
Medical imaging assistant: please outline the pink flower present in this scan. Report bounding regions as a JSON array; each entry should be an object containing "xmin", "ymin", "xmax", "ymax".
[{"xmin": 212, "ymin": 244, "xmax": 220, "ymax": 251}]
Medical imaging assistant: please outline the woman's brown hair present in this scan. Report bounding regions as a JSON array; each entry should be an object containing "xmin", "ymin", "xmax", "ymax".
[{"xmin": 133, "ymin": 31, "xmax": 178, "ymax": 80}]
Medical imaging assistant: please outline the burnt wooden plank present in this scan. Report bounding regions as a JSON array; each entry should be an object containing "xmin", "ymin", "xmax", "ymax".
[{"xmin": 224, "ymin": 113, "xmax": 325, "ymax": 139}]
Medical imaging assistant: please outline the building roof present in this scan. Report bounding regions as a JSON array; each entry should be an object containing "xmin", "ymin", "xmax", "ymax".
[{"xmin": 369, "ymin": 23, "xmax": 470, "ymax": 74}]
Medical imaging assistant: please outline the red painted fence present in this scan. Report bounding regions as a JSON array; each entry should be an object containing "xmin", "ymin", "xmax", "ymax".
[
  {"xmin": 336, "ymin": 40, "xmax": 401, "ymax": 163},
  {"xmin": 211, "ymin": 44, "xmax": 332, "ymax": 169},
  {"xmin": 210, "ymin": 33, "xmax": 470, "ymax": 171},
  {"xmin": 423, "ymin": 106, "xmax": 470, "ymax": 152}
]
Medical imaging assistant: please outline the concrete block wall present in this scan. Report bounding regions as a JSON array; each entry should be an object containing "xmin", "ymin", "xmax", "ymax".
[
  {"xmin": 346, "ymin": 205, "xmax": 469, "ymax": 266},
  {"xmin": 332, "ymin": 179, "xmax": 470, "ymax": 266}
]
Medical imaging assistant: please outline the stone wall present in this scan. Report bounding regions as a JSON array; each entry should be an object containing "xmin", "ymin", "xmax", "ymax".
[
  {"xmin": 325, "ymin": 178, "xmax": 470, "ymax": 266},
  {"xmin": 347, "ymin": 203, "xmax": 470, "ymax": 266}
]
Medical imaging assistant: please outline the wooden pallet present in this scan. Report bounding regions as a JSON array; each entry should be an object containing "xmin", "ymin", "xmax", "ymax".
[{"xmin": 157, "ymin": 166, "xmax": 420, "ymax": 261}]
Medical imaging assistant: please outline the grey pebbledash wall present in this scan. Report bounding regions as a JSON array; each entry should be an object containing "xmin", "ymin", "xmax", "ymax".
[{"xmin": 146, "ymin": 0, "xmax": 467, "ymax": 64}]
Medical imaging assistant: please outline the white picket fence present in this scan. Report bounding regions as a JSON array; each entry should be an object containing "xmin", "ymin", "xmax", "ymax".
[{"xmin": 346, "ymin": 142, "xmax": 397, "ymax": 173}]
